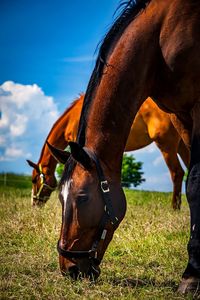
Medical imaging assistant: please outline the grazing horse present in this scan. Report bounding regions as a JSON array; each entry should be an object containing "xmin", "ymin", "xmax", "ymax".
[
  {"xmin": 46, "ymin": 0, "xmax": 200, "ymax": 293},
  {"xmin": 27, "ymin": 95, "xmax": 189, "ymax": 209}
]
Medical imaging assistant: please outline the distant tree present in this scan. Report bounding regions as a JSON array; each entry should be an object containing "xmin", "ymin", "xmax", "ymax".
[
  {"xmin": 121, "ymin": 153, "xmax": 145, "ymax": 188},
  {"xmin": 183, "ymin": 169, "xmax": 188, "ymax": 182},
  {"xmin": 55, "ymin": 146, "xmax": 70, "ymax": 180},
  {"xmin": 56, "ymin": 163, "xmax": 65, "ymax": 180}
]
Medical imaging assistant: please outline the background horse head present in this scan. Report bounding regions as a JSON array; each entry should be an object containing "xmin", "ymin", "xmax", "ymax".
[{"xmin": 27, "ymin": 159, "xmax": 57, "ymax": 206}]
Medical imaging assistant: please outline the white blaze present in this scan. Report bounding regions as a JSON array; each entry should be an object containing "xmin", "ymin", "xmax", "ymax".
[{"xmin": 61, "ymin": 180, "xmax": 72, "ymax": 216}]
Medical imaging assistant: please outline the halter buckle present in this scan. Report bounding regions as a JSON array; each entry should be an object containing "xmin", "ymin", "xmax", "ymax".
[
  {"xmin": 111, "ymin": 217, "xmax": 119, "ymax": 226},
  {"xmin": 100, "ymin": 180, "xmax": 110, "ymax": 193}
]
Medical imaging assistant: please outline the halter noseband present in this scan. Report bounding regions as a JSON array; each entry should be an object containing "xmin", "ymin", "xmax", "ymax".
[
  {"xmin": 32, "ymin": 164, "xmax": 56, "ymax": 202},
  {"xmin": 57, "ymin": 148, "xmax": 119, "ymax": 262}
]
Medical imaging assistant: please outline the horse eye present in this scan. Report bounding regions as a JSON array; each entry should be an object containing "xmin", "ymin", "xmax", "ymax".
[
  {"xmin": 32, "ymin": 174, "xmax": 40, "ymax": 184},
  {"xmin": 77, "ymin": 194, "xmax": 88, "ymax": 205},
  {"xmin": 32, "ymin": 178, "xmax": 37, "ymax": 184}
]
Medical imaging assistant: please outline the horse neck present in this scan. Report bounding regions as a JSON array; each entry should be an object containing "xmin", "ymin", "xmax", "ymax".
[
  {"xmin": 38, "ymin": 98, "xmax": 83, "ymax": 172},
  {"xmin": 85, "ymin": 7, "xmax": 160, "ymax": 176},
  {"xmin": 85, "ymin": 91, "xmax": 145, "ymax": 177}
]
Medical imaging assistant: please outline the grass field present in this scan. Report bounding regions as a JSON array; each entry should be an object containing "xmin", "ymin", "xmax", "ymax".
[{"xmin": 0, "ymin": 186, "xmax": 196, "ymax": 299}]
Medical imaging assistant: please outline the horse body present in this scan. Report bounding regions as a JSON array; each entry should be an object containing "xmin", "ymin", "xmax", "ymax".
[
  {"xmin": 28, "ymin": 94, "xmax": 189, "ymax": 209},
  {"xmin": 128, "ymin": 99, "xmax": 190, "ymax": 209},
  {"xmin": 154, "ymin": 1, "xmax": 200, "ymax": 114},
  {"xmin": 34, "ymin": 0, "xmax": 200, "ymax": 291},
  {"xmin": 81, "ymin": 0, "xmax": 200, "ymax": 289}
]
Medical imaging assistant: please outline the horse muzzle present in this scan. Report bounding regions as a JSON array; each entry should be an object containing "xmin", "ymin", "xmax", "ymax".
[
  {"xmin": 31, "ymin": 193, "xmax": 50, "ymax": 207},
  {"xmin": 59, "ymin": 256, "xmax": 101, "ymax": 280}
]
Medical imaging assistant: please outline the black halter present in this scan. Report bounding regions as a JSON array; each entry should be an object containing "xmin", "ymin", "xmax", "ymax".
[{"xmin": 57, "ymin": 148, "xmax": 119, "ymax": 263}]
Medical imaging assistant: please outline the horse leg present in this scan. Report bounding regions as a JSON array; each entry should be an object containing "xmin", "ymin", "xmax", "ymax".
[
  {"xmin": 155, "ymin": 142, "xmax": 184, "ymax": 210},
  {"xmin": 170, "ymin": 113, "xmax": 192, "ymax": 151},
  {"xmin": 177, "ymin": 139, "xmax": 190, "ymax": 168},
  {"xmin": 178, "ymin": 104, "xmax": 200, "ymax": 294}
]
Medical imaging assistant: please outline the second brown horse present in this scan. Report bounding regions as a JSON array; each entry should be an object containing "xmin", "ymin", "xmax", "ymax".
[{"xmin": 27, "ymin": 95, "xmax": 189, "ymax": 209}]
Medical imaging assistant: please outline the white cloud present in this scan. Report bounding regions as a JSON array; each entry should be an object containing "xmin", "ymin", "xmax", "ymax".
[
  {"xmin": 129, "ymin": 143, "xmax": 157, "ymax": 155},
  {"xmin": 10, "ymin": 114, "xmax": 28, "ymax": 136},
  {"xmin": 136, "ymin": 172, "xmax": 172, "ymax": 192},
  {"xmin": 0, "ymin": 81, "xmax": 59, "ymax": 162},
  {"xmin": 146, "ymin": 172, "xmax": 170, "ymax": 184},
  {"xmin": 0, "ymin": 136, "xmax": 6, "ymax": 145},
  {"xmin": 0, "ymin": 113, "xmax": 9, "ymax": 128},
  {"xmin": 5, "ymin": 147, "xmax": 24, "ymax": 158},
  {"xmin": 0, "ymin": 146, "xmax": 25, "ymax": 162},
  {"xmin": 153, "ymin": 154, "xmax": 163, "ymax": 166}
]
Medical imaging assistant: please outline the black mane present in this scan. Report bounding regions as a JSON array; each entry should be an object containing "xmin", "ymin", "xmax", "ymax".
[
  {"xmin": 76, "ymin": 0, "xmax": 151, "ymax": 146},
  {"xmin": 60, "ymin": 0, "xmax": 151, "ymax": 186}
]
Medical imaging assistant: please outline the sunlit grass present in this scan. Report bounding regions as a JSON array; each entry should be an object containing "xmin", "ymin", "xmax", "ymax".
[{"xmin": 0, "ymin": 187, "xmax": 194, "ymax": 299}]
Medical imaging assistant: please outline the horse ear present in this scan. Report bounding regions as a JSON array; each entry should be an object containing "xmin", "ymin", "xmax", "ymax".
[
  {"xmin": 46, "ymin": 141, "xmax": 70, "ymax": 164},
  {"xmin": 69, "ymin": 142, "xmax": 92, "ymax": 169},
  {"xmin": 26, "ymin": 160, "xmax": 39, "ymax": 172}
]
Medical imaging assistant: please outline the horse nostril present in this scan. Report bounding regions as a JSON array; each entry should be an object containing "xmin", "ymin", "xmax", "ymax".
[
  {"xmin": 68, "ymin": 265, "xmax": 79, "ymax": 280},
  {"xmin": 89, "ymin": 264, "xmax": 101, "ymax": 281}
]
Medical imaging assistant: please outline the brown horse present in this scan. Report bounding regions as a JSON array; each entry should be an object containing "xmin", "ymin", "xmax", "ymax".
[
  {"xmin": 46, "ymin": 0, "xmax": 200, "ymax": 293},
  {"xmin": 27, "ymin": 95, "xmax": 189, "ymax": 209}
]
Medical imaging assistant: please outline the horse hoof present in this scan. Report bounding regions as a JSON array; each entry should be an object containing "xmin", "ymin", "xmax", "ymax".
[
  {"xmin": 177, "ymin": 277, "xmax": 200, "ymax": 295},
  {"xmin": 172, "ymin": 198, "xmax": 181, "ymax": 210},
  {"xmin": 172, "ymin": 204, "xmax": 181, "ymax": 210}
]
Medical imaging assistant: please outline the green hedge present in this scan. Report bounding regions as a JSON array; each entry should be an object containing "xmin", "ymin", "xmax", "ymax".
[{"xmin": 0, "ymin": 173, "xmax": 32, "ymax": 189}]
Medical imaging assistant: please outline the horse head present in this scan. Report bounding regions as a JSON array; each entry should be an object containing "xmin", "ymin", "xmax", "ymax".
[
  {"xmin": 27, "ymin": 159, "xmax": 58, "ymax": 206},
  {"xmin": 47, "ymin": 141, "xmax": 126, "ymax": 280}
]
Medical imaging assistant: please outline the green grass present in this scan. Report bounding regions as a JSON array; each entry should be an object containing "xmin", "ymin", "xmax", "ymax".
[{"xmin": 0, "ymin": 186, "xmax": 195, "ymax": 299}]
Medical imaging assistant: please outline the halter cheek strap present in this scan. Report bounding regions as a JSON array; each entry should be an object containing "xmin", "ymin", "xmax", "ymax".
[{"xmin": 84, "ymin": 148, "xmax": 118, "ymax": 225}]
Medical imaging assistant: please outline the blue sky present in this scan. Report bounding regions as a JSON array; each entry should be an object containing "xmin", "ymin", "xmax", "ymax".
[
  {"xmin": 1, "ymin": 0, "xmax": 117, "ymax": 106},
  {"xmin": 0, "ymin": 0, "xmax": 186, "ymax": 192}
]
